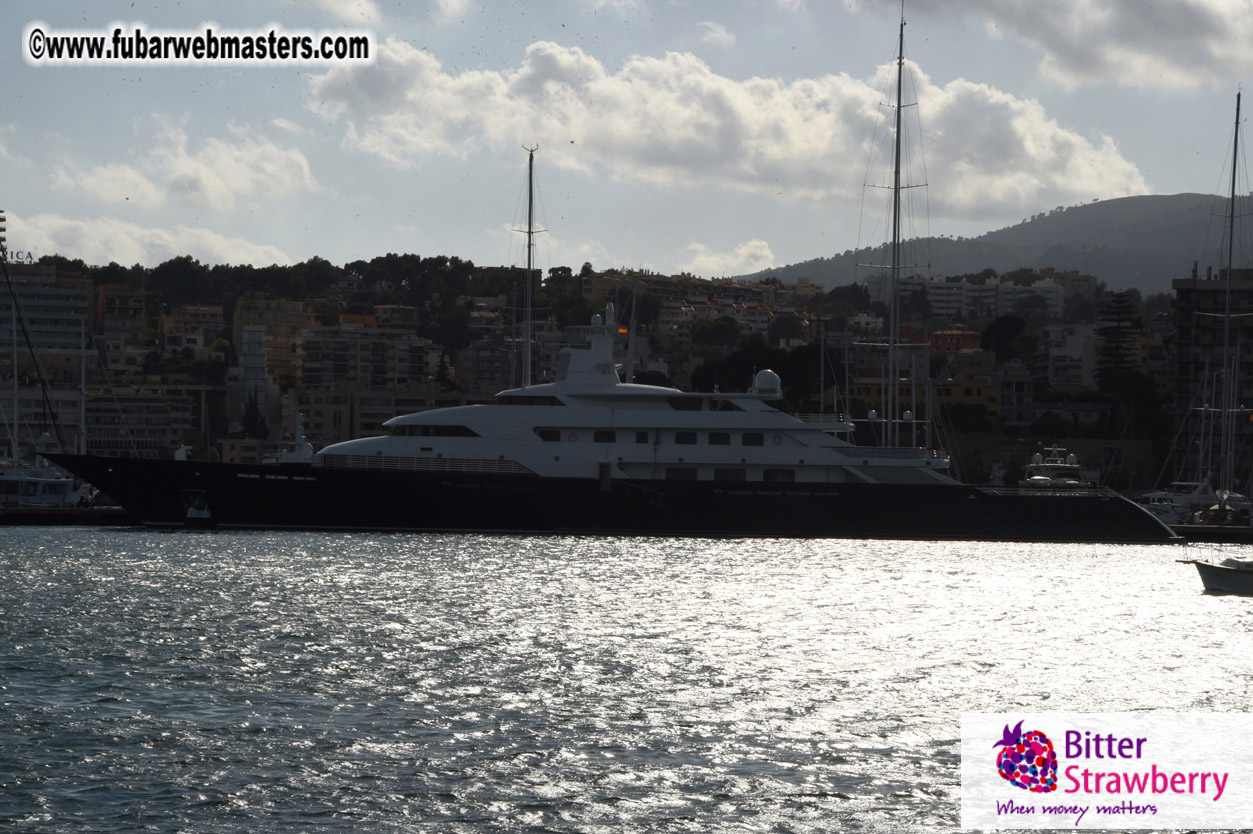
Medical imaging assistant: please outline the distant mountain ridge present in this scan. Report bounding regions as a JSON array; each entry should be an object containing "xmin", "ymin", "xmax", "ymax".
[{"xmin": 740, "ymin": 193, "xmax": 1238, "ymax": 295}]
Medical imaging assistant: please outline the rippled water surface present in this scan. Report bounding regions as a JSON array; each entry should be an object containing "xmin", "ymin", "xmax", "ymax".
[{"xmin": 2, "ymin": 529, "xmax": 1251, "ymax": 832}]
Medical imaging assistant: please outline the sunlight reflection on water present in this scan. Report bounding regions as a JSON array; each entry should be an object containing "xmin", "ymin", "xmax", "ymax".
[{"xmin": 2, "ymin": 529, "xmax": 1250, "ymax": 832}]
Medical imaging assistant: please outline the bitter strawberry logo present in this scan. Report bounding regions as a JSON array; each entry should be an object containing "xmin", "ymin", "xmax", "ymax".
[{"xmin": 994, "ymin": 720, "xmax": 1058, "ymax": 793}]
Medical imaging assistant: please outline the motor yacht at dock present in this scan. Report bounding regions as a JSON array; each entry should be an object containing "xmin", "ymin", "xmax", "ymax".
[{"xmin": 48, "ymin": 304, "xmax": 1178, "ymax": 542}]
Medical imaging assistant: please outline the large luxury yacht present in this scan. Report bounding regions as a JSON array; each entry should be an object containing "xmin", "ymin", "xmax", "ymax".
[{"xmin": 48, "ymin": 305, "xmax": 1178, "ymax": 542}]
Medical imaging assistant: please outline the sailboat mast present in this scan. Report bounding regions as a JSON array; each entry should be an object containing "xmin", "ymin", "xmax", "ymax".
[
  {"xmin": 523, "ymin": 146, "xmax": 537, "ymax": 388},
  {"xmin": 1220, "ymin": 93, "xmax": 1240, "ymax": 497},
  {"xmin": 888, "ymin": 10, "xmax": 905, "ymax": 447}
]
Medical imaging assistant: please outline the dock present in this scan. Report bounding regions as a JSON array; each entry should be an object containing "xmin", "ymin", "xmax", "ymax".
[
  {"xmin": 1, "ymin": 506, "xmax": 137, "ymax": 526},
  {"xmin": 1171, "ymin": 524, "xmax": 1253, "ymax": 545}
]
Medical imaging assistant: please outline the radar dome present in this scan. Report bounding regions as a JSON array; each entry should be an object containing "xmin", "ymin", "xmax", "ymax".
[{"xmin": 753, "ymin": 369, "xmax": 782, "ymax": 395}]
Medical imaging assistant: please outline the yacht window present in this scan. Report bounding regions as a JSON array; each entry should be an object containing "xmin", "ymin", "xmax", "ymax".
[
  {"xmin": 666, "ymin": 397, "xmax": 704, "ymax": 411},
  {"xmin": 666, "ymin": 467, "xmax": 698, "ymax": 480},
  {"xmin": 708, "ymin": 432, "xmax": 730, "ymax": 446},
  {"xmin": 430, "ymin": 425, "xmax": 478, "ymax": 437},
  {"xmin": 392, "ymin": 424, "xmax": 479, "ymax": 437},
  {"xmin": 714, "ymin": 468, "xmax": 746, "ymax": 481},
  {"xmin": 742, "ymin": 432, "xmax": 765, "ymax": 446},
  {"xmin": 675, "ymin": 431, "xmax": 697, "ymax": 445},
  {"xmin": 499, "ymin": 395, "xmax": 565, "ymax": 406},
  {"xmin": 594, "ymin": 430, "xmax": 616, "ymax": 443},
  {"xmin": 635, "ymin": 431, "xmax": 649, "ymax": 444},
  {"xmin": 763, "ymin": 468, "xmax": 796, "ymax": 483},
  {"xmin": 535, "ymin": 429, "xmax": 560, "ymax": 442}
]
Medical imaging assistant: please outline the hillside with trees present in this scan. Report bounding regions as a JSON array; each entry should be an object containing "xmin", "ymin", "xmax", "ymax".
[{"xmin": 740, "ymin": 193, "xmax": 1239, "ymax": 295}]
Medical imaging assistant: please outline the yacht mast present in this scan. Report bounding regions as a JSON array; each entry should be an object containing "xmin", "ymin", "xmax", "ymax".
[
  {"xmin": 1220, "ymin": 93, "xmax": 1240, "ymax": 498},
  {"xmin": 523, "ymin": 146, "xmax": 537, "ymax": 388},
  {"xmin": 889, "ymin": 9, "xmax": 905, "ymax": 446}
]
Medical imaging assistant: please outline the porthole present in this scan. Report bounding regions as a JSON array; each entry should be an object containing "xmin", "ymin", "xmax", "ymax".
[{"xmin": 772, "ymin": 434, "xmax": 783, "ymax": 445}]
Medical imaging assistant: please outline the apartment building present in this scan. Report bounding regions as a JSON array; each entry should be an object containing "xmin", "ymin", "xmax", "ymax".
[
  {"xmin": 82, "ymin": 386, "xmax": 196, "ymax": 458},
  {"xmin": 160, "ymin": 304, "xmax": 225, "ymax": 361},
  {"xmin": 96, "ymin": 284, "xmax": 147, "ymax": 373},
  {"xmin": 1032, "ymin": 323, "xmax": 1099, "ymax": 392},
  {"xmin": 0, "ymin": 265, "xmax": 95, "ymax": 386},
  {"xmin": 865, "ymin": 272, "xmax": 1065, "ymax": 321},
  {"xmin": 233, "ymin": 295, "xmax": 317, "ymax": 388},
  {"xmin": 297, "ymin": 321, "xmax": 439, "ymax": 389}
]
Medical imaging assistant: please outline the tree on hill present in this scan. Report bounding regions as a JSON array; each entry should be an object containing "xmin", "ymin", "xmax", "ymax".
[
  {"xmin": 691, "ymin": 316, "xmax": 743, "ymax": 354},
  {"xmin": 823, "ymin": 282, "xmax": 870, "ymax": 310},
  {"xmin": 980, "ymin": 315, "xmax": 1025, "ymax": 362},
  {"xmin": 767, "ymin": 313, "xmax": 806, "ymax": 345},
  {"xmin": 37, "ymin": 254, "xmax": 90, "ymax": 275},
  {"xmin": 149, "ymin": 255, "xmax": 211, "ymax": 304}
]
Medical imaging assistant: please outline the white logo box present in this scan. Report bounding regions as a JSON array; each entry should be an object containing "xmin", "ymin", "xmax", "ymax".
[{"xmin": 961, "ymin": 713, "xmax": 1253, "ymax": 829}]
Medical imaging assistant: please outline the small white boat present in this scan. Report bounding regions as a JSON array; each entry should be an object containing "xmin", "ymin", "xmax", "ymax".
[
  {"xmin": 1141, "ymin": 480, "xmax": 1250, "ymax": 525},
  {"xmin": 1181, "ymin": 556, "xmax": 1253, "ymax": 595},
  {"xmin": 0, "ymin": 461, "xmax": 92, "ymax": 509}
]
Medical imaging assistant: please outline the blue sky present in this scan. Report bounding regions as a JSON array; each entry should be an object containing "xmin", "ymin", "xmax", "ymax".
[{"xmin": 4, "ymin": 0, "xmax": 1252, "ymax": 281}]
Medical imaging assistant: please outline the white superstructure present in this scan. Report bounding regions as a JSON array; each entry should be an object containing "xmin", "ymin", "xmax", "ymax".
[{"xmin": 316, "ymin": 305, "xmax": 952, "ymax": 487}]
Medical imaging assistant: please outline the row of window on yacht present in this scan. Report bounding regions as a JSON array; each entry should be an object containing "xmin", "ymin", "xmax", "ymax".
[{"xmin": 535, "ymin": 429, "xmax": 770, "ymax": 446}]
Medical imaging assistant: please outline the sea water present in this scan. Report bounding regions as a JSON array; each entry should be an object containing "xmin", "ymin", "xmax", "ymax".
[{"xmin": 1, "ymin": 529, "xmax": 1250, "ymax": 832}]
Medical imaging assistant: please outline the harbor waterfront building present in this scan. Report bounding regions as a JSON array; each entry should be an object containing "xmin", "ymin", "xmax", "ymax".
[
  {"xmin": 1170, "ymin": 266, "xmax": 1253, "ymax": 482},
  {"xmin": 0, "ymin": 252, "xmax": 1227, "ymax": 492},
  {"xmin": 233, "ymin": 295, "xmax": 318, "ymax": 389},
  {"xmin": 863, "ymin": 272, "xmax": 1066, "ymax": 321},
  {"xmin": 96, "ymin": 284, "xmax": 147, "ymax": 374},
  {"xmin": 0, "ymin": 264, "xmax": 94, "ymax": 387},
  {"xmin": 82, "ymin": 386, "xmax": 197, "ymax": 458},
  {"xmin": 160, "ymin": 304, "xmax": 226, "ymax": 361}
]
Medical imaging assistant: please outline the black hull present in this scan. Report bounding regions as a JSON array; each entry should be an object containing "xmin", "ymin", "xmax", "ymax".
[{"xmin": 45, "ymin": 454, "xmax": 1181, "ymax": 544}]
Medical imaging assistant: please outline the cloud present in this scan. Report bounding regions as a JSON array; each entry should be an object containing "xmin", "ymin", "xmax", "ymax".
[
  {"xmin": 0, "ymin": 124, "xmax": 21, "ymax": 163},
  {"xmin": 431, "ymin": 0, "xmax": 471, "ymax": 21},
  {"xmin": 308, "ymin": 38, "xmax": 1148, "ymax": 223},
  {"xmin": 304, "ymin": 0, "xmax": 381, "ymax": 24},
  {"xmin": 681, "ymin": 239, "xmax": 776, "ymax": 276},
  {"xmin": 590, "ymin": 0, "xmax": 645, "ymax": 11},
  {"xmin": 53, "ymin": 128, "xmax": 318, "ymax": 213},
  {"xmin": 917, "ymin": 72, "xmax": 1148, "ymax": 219},
  {"xmin": 698, "ymin": 21, "xmax": 736, "ymax": 47},
  {"xmin": 861, "ymin": 0, "xmax": 1252, "ymax": 89},
  {"xmin": 156, "ymin": 130, "xmax": 318, "ymax": 212},
  {"xmin": 53, "ymin": 163, "xmax": 165, "ymax": 209},
  {"xmin": 13, "ymin": 212, "xmax": 293, "ymax": 267},
  {"xmin": 270, "ymin": 117, "xmax": 306, "ymax": 134}
]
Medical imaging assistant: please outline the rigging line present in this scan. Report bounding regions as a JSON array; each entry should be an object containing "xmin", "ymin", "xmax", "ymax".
[
  {"xmin": 854, "ymin": 27, "xmax": 909, "ymax": 263},
  {"xmin": 113, "ymin": 393, "xmax": 141, "ymax": 456},
  {"xmin": 528, "ymin": 156, "xmax": 553, "ymax": 275},
  {"xmin": 0, "ymin": 255, "xmax": 68, "ymax": 452},
  {"xmin": 894, "ymin": 29, "xmax": 931, "ymax": 276},
  {"xmin": 0, "ymin": 398, "xmax": 17, "ymax": 458}
]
